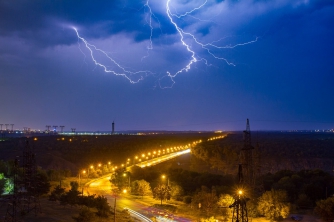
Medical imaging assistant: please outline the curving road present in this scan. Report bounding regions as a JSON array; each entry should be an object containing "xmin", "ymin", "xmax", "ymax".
[{"xmin": 85, "ymin": 175, "xmax": 191, "ymax": 221}]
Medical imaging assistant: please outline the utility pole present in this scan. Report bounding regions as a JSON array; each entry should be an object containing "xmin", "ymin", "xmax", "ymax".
[
  {"xmin": 59, "ymin": 126, "xmax": 65, "ymax": 133},
  {"xmin": 230, "ymin": 164, "xmax": 249, "ymax": 222},
  {"xmin": 114, "ymin": 197, "xmax": 116, "ymax": 222},
  {"xmin": 240, "ymin": 119, "xmax": 255, "ymax": 187},
  {"xmin": 46, "ymin": 125, "xmax": 51, "ymax": 133}
]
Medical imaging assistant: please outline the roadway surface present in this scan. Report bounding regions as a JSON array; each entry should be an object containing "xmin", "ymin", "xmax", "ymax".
[
  {"xmin": 84, "ymin": 147, "xmax": 198, "ymax": 221},
  {"xmin": 82, "ymin": 135, "xmax": 226, "ymax": 221},
  {"xmin": 136, "ymin": 149, "xmax": 191, "ymax": 168},
  {"xmin": 85, "ymin": 174, "xmax": 191, "ymax": 222}
]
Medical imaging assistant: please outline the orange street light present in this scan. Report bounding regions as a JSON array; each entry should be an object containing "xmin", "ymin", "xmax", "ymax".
[{"xmin": 161, "ymin": 174, "xmax": 169, "ymax": 186}]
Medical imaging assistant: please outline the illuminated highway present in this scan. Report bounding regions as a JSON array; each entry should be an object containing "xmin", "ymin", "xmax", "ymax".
[
  {"xmin": 84, "ymin": 149, "xmax": 197, "ymax": 221},
  {"xmin": 136, "ymin": 149, "xmax": 191, "ymax": 168},
  {"xmin": 83, "ymin": 134, "xmax": 227, "ymax": 221},
  {"xmin": 85, "ymin": 175, "xmax": 188, "ymax": 222}
]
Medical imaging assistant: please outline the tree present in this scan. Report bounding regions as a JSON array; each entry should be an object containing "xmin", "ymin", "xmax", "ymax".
[
  {"xmin": 132, "ymin": 180, "xmax": 152, "ymax": 198},
  {"xmin": 170, "ymin": 183, "xmax": 184, "ymax": 200},
  {"xmin": 32, "ymin": 170, "xmax": 51, "ymax": 196},
  {"xmin": 296, "ymin": 193, "xmax": 312, "ymax": 209},
  {"xmin": 201, "ymin": 216, "xmax": 217, "ymax": 222},
  {"xmin": 153, "ymin": 184, "xmax": 171, "ymax": 205},
  {"xmin": 49, "ymin": 185, "xmax": 66, "ymax": 201},
  {"xmin": 110, "ymin": 169, "xmax": 127, "ymax": 190},
  {"xmin": 78, "ymin": 194, "xmax": 97, "ymax": 208},
  {"xmin": 94, "ymin": 195, "xmax": 112, "ymax": 217},
  {"xmin": 314, "ymin": 197, "xmax": 334, "ymax": 222},
  {"xmin": 72, "ymin": 207, "xmax": 96, "ymax": 222},
  {"xmin": 60, "ymin": 181, "xmax": 81, "ymax": 207},
  {"xmin": 0, "ymin": 173, "xmax": 6, "ymax": 195},
  {"xmin": 191, "ymin": 186, "xmax": 218, "ymax": 215},
  {"xmin": 217, "ymin": 194, "xmax": 234, "ymax": 221},
  {"xmin": 102, "ymin": 164, "xmax": 109, "ymax": 174},
  {"xmin": 4, "ymin": 177, "xmax": 14, "ymax": 194},
  {"xmin": 257, "ymin": 189, "xmax": 290, "ymax": 221}
]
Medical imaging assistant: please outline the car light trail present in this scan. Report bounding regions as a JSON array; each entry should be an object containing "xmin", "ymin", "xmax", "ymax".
[
  {"xmin": 138, "ymin": 149, "xmax": 190, "ymax": 168},
  {"xmin": 125, "ymin": 208, "xmax": 153, "ymax": 222}
]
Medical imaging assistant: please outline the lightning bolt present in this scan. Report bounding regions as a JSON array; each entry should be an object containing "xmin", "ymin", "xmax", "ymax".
[
  {"xmin": 141, "ymin": 0, "xmax": 162, "ymax": 61},
  {"xmin": 73, "ymin": 27, "xmax": 153, "ymax": 84},
  {"xmin": 164, "ymin": 0, "xmax": 258, "ymax": 87},
  {"xmin": 72, "ymin": 0, "xmax": 258, "ymax": 88}
]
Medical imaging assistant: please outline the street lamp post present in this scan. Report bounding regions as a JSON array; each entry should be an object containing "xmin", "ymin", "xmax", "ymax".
[
  {"xmin": 162, "ymin": 174, "xmax": 169, "ymax": 187},
  {"xmin": 123, "ymin": 172, "xmax": 130, "ymax": 189},
  {"xmin": 88, "ymin": 165, "xmax": 94, "ymax": 178},
  {"xmin": 114, "ymin": 196, "xmax": 116, "ymax": 222}
]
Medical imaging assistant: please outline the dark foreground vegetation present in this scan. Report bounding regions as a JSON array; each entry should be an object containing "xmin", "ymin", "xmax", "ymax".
[
  {"xmin": 0, "ymin": 132, "xmax": 215, "ymax": 173},
  {"xmin": 1, "ymin": 131, "xmax": 334, "ymax": 221},
  {"xmin": 111, "ymin": 163, "xmax": 334, "ymax": 221},
  {"xmin": 192, "ymin": 131, "xmax": 334, "ymax": 174}
]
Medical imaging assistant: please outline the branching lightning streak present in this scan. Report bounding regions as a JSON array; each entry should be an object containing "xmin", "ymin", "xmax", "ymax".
[
  {"xmin": 141, "ymin": 0, "xmax": 162, "ymax": 61},
  {"xmin": 73, "ymin": 27, "xmax": 153, "ymax": 84},
  {"xmin": 164, "ymin": 0, "xmax": 258, "ymax": 83},
  {"xmin": 73, "ymin": 0, "xmax": 258, "ymax": 87},
  {"xmin": 145, "ymin": 0, "xmax": 154, "ymax": 51},
  {"xmin": 165, "ymin": 0, "xmax": 197, "ymax": 81},
  {"xmin": 170, "ymin": 0, "xmax": 208, "ymax": 18}
]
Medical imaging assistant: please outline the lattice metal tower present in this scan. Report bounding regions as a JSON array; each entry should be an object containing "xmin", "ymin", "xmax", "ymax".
[
  {"xmin": 230, "ymin": 164, "xmax": 249, "ymax": 222},
  {"xmin": 60, "ymin": 125, "xmax": 65, "ymax": 133},
  {"xmin": 240, "ymin": 119, "xmax": 255, "ymax": 187},
  {"xmin": 4, "ymin": 140, "xmax": 40, "ymax": 222},
  {"xmin": 46, "ymin": 125, "xmax": 51, "ymax": 133}
]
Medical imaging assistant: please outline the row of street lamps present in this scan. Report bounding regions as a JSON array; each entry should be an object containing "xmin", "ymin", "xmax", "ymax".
[
  {"xmin": 79, "ymin": 135, "xmax": 223, "ymax": 184},
  {"xmin": 123, "ymin": 139, "xmax": 203, "ymax": 167}
]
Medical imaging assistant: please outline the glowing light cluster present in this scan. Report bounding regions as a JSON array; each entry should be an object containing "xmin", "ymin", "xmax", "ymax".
[{"xmin": 207, "ymin": 135, "xmax": 226, "ymax": 141}]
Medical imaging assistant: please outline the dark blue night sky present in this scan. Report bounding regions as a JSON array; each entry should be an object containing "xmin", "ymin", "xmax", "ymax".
[{"xmin": 0, "ymin": 0, "xmax": 333, "ymax": 131}]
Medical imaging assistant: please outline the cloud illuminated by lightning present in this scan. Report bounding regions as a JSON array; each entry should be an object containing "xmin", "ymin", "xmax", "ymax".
[
  {"xmin": 73, "ymin": 0, "xmax": 258, "ymax": 88},
  {"xmin": 73, "ymin": 27, "xmax": 153, "ymax": 84},
  {"xmin": 164, "ymin": 0, "xmax": 259, "ymax": 85}
]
